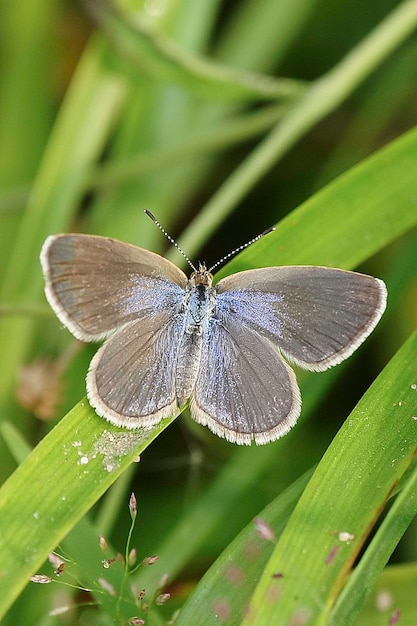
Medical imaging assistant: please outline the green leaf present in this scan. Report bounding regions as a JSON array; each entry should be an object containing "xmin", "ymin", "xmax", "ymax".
[
  {"xmin": 0, "ymin": 401, "xmax": 176, "ymax": 619},
  {"xmin": 169, "ymin": 0, "xmax": 417, "ymax": 264},
  {"xmin": 241, "ymin": 331, "xmax": 417, "ymax": 625},
  {"xmin": 176, "ymin": 471, "xmax": 314, "ymax": 625},
  {"xmin": 329, "ymin": 459, "xmax": 417, "ymax": 625},
  {"xmin": 88, "ymin": 0, "xmax": 306, "ymax": 102},
  {"xmin": 173, "ymin": 333, "xmax": 417, "ymax": 625},
  {"xmin": 0, "ymin": 38, "xmax": 126, "ymax": 404},
  {"xmin": 356, "ymin": 563, "xmax": 417, "ymax": 625},
  {"xmin": 214, "ymin": 123, "xmax": 417, "ymax": 277}
]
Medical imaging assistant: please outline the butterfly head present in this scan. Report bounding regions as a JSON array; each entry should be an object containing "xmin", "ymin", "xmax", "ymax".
[{"xmin": 190, "ymin": 262, "xmax": 213, "ymax": 287}]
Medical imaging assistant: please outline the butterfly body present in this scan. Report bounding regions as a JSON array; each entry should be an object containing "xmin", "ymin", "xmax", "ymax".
[
  {"xmin": 41, "ymin": 233, "xmax": 387, "ymax": 445},
  {"xmin": 174, "ymin": 266, "xmax": 216, "ymax": 407}
]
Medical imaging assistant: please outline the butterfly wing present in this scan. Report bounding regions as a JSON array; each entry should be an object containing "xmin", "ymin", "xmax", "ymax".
[
  {"xmin": 40, "ymin": 234, "xmax": 187, "ymax": 341},
  {"xmin": 215, "ymin": 266, "xmax": 387, "ymax": 372},
  {"xmin": 87, "ymin": 310, "xmax": 185, "ymax": 427},
  {"xmin": 190, "ymin": 318, "xmax": 301, "ymax": 445}
]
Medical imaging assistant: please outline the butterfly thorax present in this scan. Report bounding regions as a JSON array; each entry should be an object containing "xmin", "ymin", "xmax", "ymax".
[
  {"xmin": 175, "ymin": 264, "xmax": 216, "ymax": 407},
  {"xmin": 184, "ymin": 263, "xmax": 215, "ymax": 332}
]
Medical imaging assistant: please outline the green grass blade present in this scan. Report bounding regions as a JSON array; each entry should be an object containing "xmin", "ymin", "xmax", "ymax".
[
  {"xmin": 356, "ymin": 563, "xmax": 417, "ymax": 625},
  {"xmin": 242, "ymin": 331, "xmax": 417, "ymax": 625},
  {"xmin": 176, "ymin": 471, "xmax": 314, "ymax": 626},
  {"xmin": 0, "ymin": 402, "xmax": 176, "ymax": 619},
  {"xmin": 213, "ymin": 123, "xmax": 417, "ymax": 277},
  {"xmin": 216, "ymin": 0, "xmax": 319, "ymax": 70},
  {"xmin": 89, "ymin": 1, "xmax": 306, "ymax": 101},
  {"xmin": 169, "ymin": 0, "xmax": 417, "ymax": 265},
  {"xmin": 0, "ymin": 38, "xmax": 126, "ymax": 405},
  {"xmin": 0, "ymin": 0, "xmax": 56, "ymax": 183},
  {"xmin": 89, "ymin": 105, "xmax": 287, "ymax": 190},
  {"xmin": 328, "ymin": 460, "xmax": 417, "ymax": 625}
]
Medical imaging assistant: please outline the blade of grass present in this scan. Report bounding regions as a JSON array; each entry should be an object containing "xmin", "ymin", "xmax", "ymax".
[
  {"xmin": 0, "ymin": 0, "xmax": 56, "ymax": 182},
  {"xmin": 314, "ymin": 38, "xmax": 417, "ymax": 189},
  {"xmin": 0, "ymin": 37, "xmax": 126, "ymax": 406},
  {"xmin": 242, "ymin": 331, "xmax": 417, "ymax": 625},
  {"xmin": 0, "ymin": 422, "xmax": 32, "ymax": 461},
  {"xmin": 215, "ymin": 0, "xmax": 319, "ymax": 70},
  {"xmin": 89, "ymin": 104, "xmax": 287, "ymax": 190},
  {"xmin": 176, "ymin": 470, "xmax": 314, "ymax": 626},
  {"xmin": 88, "ymin": 0, "xmax": 306, "ymax": 101},
  {"xmin": 0, "ymin": 0, "xmax": 58, "ymax": 272},
  {"xmin": 214, "ymin": 123, "xmax": 417, "ymax": 279},
  {"xmin": 0, "ymin": 419, "xmax": 164, "ymax": 623},
  {"xmin": 169, "ymin": 0, "xmax": 417, "ymax": 265},
  {"xmin": 356, "ymin": 563, "xmax": 417, "ymax": 625},
  {"xmin": 0, "ymin": 186, "xmax": 30, "ymax": 215},
  {"xmin": 328, "ymin": 459, "xmax": 417, "ymax": 625},
  {"xmin": 0, "ymin": 401, "xmax": 176, "ymax": 619}
]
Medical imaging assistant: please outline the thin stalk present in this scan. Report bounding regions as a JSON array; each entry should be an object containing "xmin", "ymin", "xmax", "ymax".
[
  {"xmin": 168, "ymin": 0, "xmax": 417, "ymax": 265},
  {"xmin": 89, "ymin": 105, "xmax": 289, "ymax": 189}
]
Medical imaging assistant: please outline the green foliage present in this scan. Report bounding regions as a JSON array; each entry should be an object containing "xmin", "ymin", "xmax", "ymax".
[{"xmin": 1, "ymin": 1, "xmax": 417, "ymax": 624}]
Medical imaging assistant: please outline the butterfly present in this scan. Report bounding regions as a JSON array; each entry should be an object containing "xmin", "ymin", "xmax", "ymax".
[{"xmin": 40, "ymin": 213, "xmax": 387, "ymax": 445}]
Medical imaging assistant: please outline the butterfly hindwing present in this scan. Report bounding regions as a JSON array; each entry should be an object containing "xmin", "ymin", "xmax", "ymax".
[
  {"xmin": 190, "ymin": 316, "xmax": 301, "ymax": 445},
  {"xmin": 87, "ymin": 311, "xmax": 185, "ymax": 427}
]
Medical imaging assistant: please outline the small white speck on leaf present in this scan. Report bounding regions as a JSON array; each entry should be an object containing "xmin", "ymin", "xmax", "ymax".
[{"xmin": 92, "ymin": 429, "xmax": 147, "ymax": 472}]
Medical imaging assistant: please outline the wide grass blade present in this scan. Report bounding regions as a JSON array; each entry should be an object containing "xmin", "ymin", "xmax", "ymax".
[
  {"xmin": 242, "ymin": 331, "xmax": 417, "ymax": 625},
  {"xmin": 0, "ymin": 402, "xmax": 176, "ymax": 619}
]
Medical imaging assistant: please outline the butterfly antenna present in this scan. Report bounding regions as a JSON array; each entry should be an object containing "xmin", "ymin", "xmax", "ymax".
[
  {"xmin": 144, "ymin": 210, "xmax": 197, "ymax": 272},
  {"xmin": 208, "ymin": 226, "xmax": 275, "ymax": 273}
]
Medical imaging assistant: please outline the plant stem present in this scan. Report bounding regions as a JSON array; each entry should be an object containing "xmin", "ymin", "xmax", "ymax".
[{"xmin": 169, "ymin": 0, "xmax": 417, "ymax": 265}]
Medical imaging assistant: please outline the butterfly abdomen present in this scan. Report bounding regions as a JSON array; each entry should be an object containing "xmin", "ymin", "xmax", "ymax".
[{"xmin": 175, "ymin": 331, "xmax": 203, "ymax": 407}]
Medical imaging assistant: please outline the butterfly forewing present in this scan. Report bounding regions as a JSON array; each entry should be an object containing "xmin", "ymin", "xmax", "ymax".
[
  {"xmin": 216, "ymin": 266, "xmax": 387, "ymax": 372},
  {"xmin": 87, "ymin": 311, "xmax": 184, "ymax": 427},
  {"xmin": 41, "ymin": 234, "xmax": 187, "ymax": 341},
  {"xmin": 190, "ymin": 318, "xmax": 301, "ymax": 445}
]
